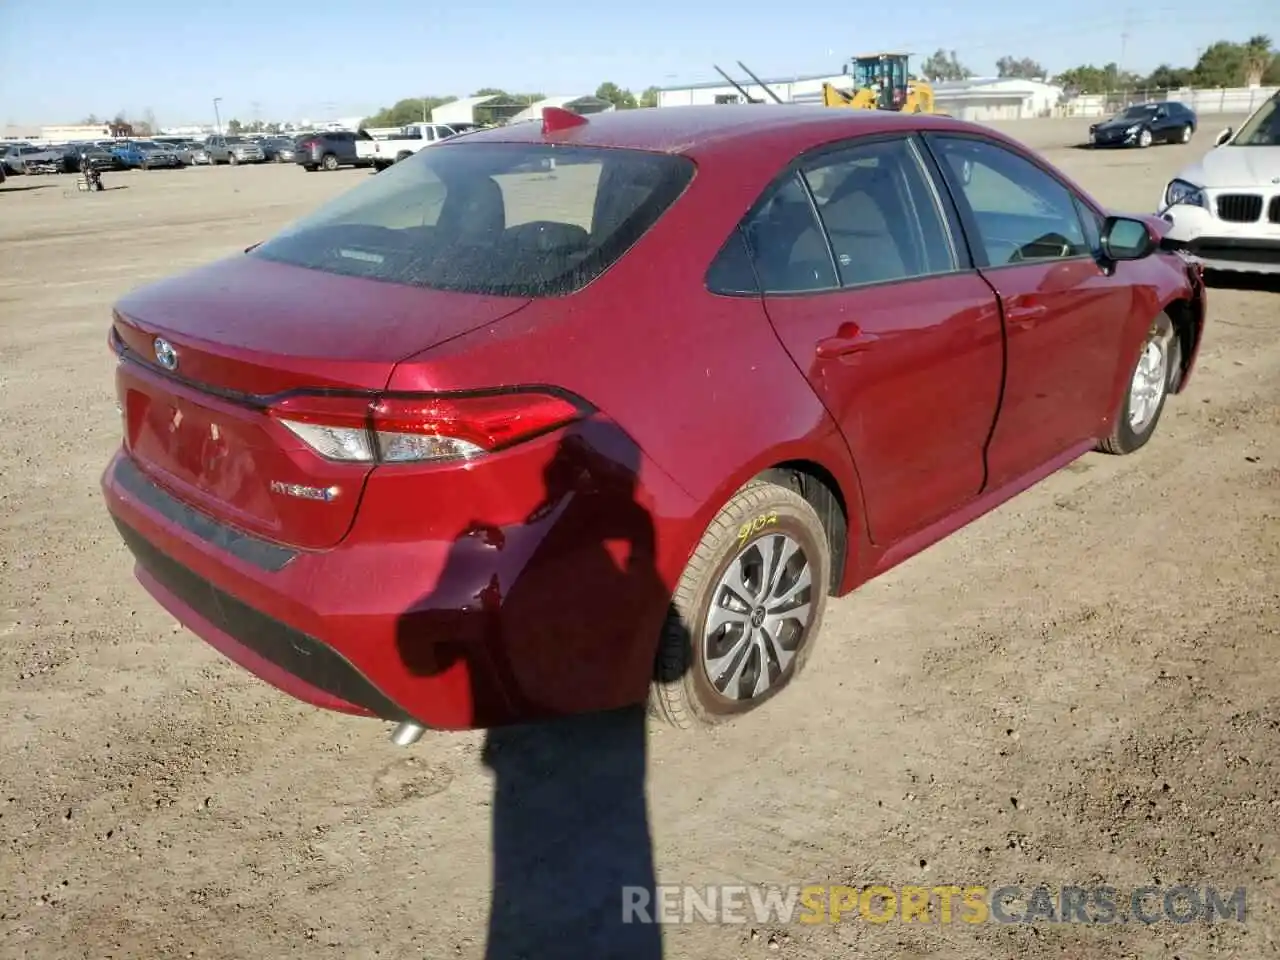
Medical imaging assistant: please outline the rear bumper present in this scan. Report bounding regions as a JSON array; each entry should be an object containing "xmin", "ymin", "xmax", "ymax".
[
  {"xmin": 114, "ymin": 514, "xmax": 415, "ymax": 721},
  {"xmin": 101, "ymin": 426, "xmax": 694, "ymax": 730}
]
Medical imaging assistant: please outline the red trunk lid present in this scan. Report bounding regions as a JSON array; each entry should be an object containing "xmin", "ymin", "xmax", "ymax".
[{"xmin": 112, "ymin": 255, "xmax": 531, "ymax": 549}]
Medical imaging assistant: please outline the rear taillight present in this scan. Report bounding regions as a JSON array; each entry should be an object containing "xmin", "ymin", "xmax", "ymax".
[{"xmin": 268, "ymin": 390, "xmax": 587, "ymax": 464}]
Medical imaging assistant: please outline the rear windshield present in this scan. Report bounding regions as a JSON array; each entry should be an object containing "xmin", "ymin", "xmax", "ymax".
[{"xmin": 249, "ymin": 143, "xmax": 695, "ymax": 297}]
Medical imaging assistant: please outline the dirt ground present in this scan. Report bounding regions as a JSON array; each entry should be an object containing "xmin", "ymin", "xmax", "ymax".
[{"xmin": 2, "ymin": 116, "xmax": 1278, "ymax": 960}]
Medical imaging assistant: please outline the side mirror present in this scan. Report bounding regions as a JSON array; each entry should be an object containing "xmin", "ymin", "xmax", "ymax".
[
  {"xmin": 1101, "ymin": 216, "xmax": 1157, "ymax": 261},
  {"xmin": 1214, "ymin": 127, "xmax": 1233, "ymax": 147}
]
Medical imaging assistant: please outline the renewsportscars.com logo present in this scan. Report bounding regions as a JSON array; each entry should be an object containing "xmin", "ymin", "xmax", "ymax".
[{"xmin": 622, "ymin": 884, "xmax": 1248, "ymax": 925}]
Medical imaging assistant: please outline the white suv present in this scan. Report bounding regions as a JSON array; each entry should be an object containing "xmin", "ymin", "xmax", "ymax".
[{"xmin": 1159, "ymin": 93, "xmax": 1280, "ymax": 275}]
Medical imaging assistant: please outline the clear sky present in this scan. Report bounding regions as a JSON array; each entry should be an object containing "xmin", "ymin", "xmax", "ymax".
[{"xmin": 0, "ymin": 0, "xmax": 1274, "ymax": 126}]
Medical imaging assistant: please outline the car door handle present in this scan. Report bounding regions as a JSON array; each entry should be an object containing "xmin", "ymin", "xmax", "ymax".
[
  {"xmin": 816, "ymin": 322, "xmax": 872, "ymax": 359},
  {"xmin": 1006, "ymin": 304, "xmax": 1048, "ymax": 328}
]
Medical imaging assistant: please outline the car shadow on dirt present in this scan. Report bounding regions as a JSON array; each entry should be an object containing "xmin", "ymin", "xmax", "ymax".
[
  {"xmin": 395, "ymin": 419, "xmax": 683, "ymax": 959},
  {"xmin": 0, "ymin": 183, "xmax": 57, "ymax": 193},
  {"xmin": 1204, "ymin": 270, "xmax": 1280, "ymax": 294}
]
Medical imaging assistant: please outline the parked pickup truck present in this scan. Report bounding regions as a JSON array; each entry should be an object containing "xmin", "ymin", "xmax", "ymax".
[{"xmin": 356, "ymin": 122, "xmax": 458, "ymax": 171}]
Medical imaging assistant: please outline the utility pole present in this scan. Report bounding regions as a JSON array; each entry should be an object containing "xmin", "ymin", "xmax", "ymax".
[
  {"xmin": 212, "ymin": 97, "xmax": 223, "ymax": 135},
  {"xmin": 1119, "ymin": 8, "xmax": 1132, "ymax": 76}
]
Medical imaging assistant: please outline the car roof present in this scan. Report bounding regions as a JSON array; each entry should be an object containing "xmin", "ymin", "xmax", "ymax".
[{"xmin": 447, "ymin": 104, "xmax": 985, "ymax": 160}]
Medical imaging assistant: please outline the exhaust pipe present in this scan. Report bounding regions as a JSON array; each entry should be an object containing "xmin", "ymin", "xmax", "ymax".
[{"xmin": 390, "ymin": 721, "xmax": 426, "ymax": 746}]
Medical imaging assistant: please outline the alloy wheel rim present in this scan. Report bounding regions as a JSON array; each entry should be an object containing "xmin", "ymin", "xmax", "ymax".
[
  {"xmin": 702, "ymin": 532, "xmax": 814, "ymax": 701},
  {"xmin": 1128, "ymin": 334, "xmax": 1168, "ymax": 432}
]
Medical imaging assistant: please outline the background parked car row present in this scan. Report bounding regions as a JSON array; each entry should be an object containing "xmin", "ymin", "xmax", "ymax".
[{"xmin": 0, "ymin": 131, "xmax": 352, "ymax": 175}]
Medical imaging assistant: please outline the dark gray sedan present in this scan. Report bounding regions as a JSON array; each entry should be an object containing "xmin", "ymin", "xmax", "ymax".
[{"xmin": 260, "ymin": 137, "xmax": 297, "ymax": 162}]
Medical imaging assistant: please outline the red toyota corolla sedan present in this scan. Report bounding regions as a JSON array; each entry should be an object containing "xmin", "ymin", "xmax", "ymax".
[{"xmin": 101, "ymin": 105, "xmax": 1206, "ymax": 740}]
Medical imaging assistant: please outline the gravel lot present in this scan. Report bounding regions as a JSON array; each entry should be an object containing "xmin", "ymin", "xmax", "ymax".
[{"xmin": 2, "ymin": 116, "xmax": 1278, "ymax": 960}]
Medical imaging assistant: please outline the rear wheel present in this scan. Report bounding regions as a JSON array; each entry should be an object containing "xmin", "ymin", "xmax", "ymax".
[
  {"xmin": 321, "ymin": 153, "xmax": 339, "ymax": 171},
  {"xmin": 1179, "ymin": 123, "xmax": 1193, "ymax": 144},
  {"xmin": 395, "ymin": 150, "xmax": 413, "ymax": 164},
  {"xmin": 1099, "ymin": 313, "xmax": 1176, "ymax": 455},
  {"xmin": 651, "ymin": 479, "xmax": 830, "ymax": 729}
]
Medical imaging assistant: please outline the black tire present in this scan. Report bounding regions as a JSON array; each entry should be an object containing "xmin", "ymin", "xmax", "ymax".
[
  {"xmin": 395, "ymin": 150, "xmax": 413, "ymax": 164},
  {"xmin": 651, "ymin": 479, "xmax": 830, "ymax": 729},
  {"xmin": 1099, "ymin": 313, "xmax": 1177, "ymax": 455},
  {"xmin": 1136, "ymin": 126, "xmax": 1154, "ymax": 148},
  {"xmin": 321, "ymin": 153, "xmax": 339, "ymax": 171},
  {"xmin": 1178, "ymin": 123, "xmax": 1193, "ymax": 144},
  {"xmin": 227, "ymin": 153, "xmax": 239, "ymax": 165}
]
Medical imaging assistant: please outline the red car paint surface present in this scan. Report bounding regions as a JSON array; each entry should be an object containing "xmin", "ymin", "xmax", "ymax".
[{"xmin": 101, "ymin": 105, "xmax": 1206, "ymax": 730}]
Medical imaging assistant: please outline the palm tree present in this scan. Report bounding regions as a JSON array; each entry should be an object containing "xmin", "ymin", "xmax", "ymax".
[{"xmin": 1243, "ymin": 34, "xmax": 1273, "ymax": 86}]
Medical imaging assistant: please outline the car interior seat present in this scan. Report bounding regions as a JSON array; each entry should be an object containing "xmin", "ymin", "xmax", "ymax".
[{"xmin": 439, "ymin": 175, "xmax": 506, "ymax": 245}]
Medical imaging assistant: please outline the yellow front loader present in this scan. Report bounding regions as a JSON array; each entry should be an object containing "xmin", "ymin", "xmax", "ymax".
[{"xmin": 821, "ymin": 53, "xmax": 940, "ymax": 114}]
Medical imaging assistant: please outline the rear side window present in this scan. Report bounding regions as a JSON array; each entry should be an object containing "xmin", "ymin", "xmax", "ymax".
[
  {"xmin": 706, "ymin": 228, "xmax": 759, "ymax": 295},
  {"xmin": 800, "ymin": 138, "xmax": 956, "ymax": 286},
  {"xmin": 251, "ymin": 143, "xmax": 695, "ymax": 297},
  {"xmin": 739, "ymin": 173, "xmax": 837, "ymax": 293}
]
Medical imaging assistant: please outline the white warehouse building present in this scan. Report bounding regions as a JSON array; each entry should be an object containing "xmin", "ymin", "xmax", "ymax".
[
  {"xmin": 656, "ymin": 73, "xmax": 1064, "ymax": 121},
  {"xmin": 656, "ymin": 73, "xmax": 848, "ymax": 108},
  {"xmin": 931, "ymin": 78, "xmax": 1064, "ymax": 121}
]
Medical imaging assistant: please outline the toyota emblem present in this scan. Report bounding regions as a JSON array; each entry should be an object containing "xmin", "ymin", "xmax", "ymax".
[{"xmin": 154, "ymin": 337, "xmax": 178, "ymax": 371}]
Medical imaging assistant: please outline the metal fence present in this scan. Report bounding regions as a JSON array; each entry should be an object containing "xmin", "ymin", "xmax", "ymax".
[{"xmin": 1058, "ymin": 85, "xmax": 1277, "ymax": 118}]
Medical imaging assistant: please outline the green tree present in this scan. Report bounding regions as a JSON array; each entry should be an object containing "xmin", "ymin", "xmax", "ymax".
[
  {"xmin": 1265, "ymin": 54, "xmax": 1280, "ymax": 85},
  {"xmin": 639, "ymin": 85, "xmax": 660, "ymax": 108},
  {"xmin": 1053, "ymin": 62, "xmax": 1141, "ymax": 94},
  {"xmin": 595, "ymin": 81, "xmax": 638, "ymax": 109},
  {"xmin": 1143, "ymin": 64, "xmax": 1193, "ymax": 89},
  {"xmin": 996, "ymin": 56, "xmax": 1045, "ymax": 79},
  {"xmin": 1243, "ymin": 34, "xmax": 1274, "ymax": 85},
  {"xmin": 1192, "ymin": 41, "xmax": 1247, "ymax": 87},
  {"xmin": 227, "ymin": 118, "xmax": 243, "ymax": 134},
  {"xmin": 920, "ymin": 49, "xmax": 972, "ymax": 81},
  {"xmin": 361, "ymin": 96, "xmax": 458, "ymax": 128}
]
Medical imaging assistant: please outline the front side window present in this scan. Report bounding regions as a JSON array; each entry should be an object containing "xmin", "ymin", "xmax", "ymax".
[
  {"xmin": 1073, "ymin": 196, "xmax": 1103, "ymax": 256},
  {"xmin": 928, "ymin": 136, "xmax": 1089, "ymax": 266},
  {"xmin": 1118, "ymin": 105, "xmax": 1159, "ymax": 121},
  {"xmin": 250, "ymin": 143, "xmax": 695, "ymax": 297},
  {"xmin": 739, "ymin": 174, "xmax": 837, "ymax": 293},
  {"xmin": 800, "ymin": 138, "xmax": 956, "ymax": 287}
]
